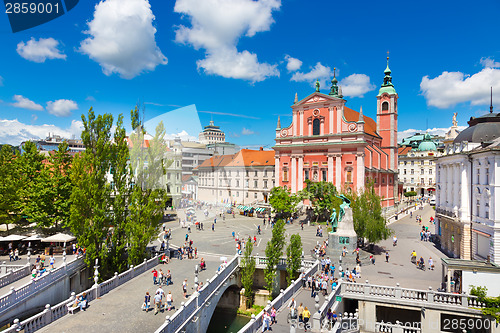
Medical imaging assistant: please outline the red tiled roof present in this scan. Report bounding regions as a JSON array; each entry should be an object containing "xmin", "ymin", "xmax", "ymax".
[
  {"xmin": 196, "ymin": 149, "xmax": 274, "ymax": 169},
  {"xmin": 343, "ymin": 107, "xmax": 379, "ymax": 137},
  {"xmin": 398, "ymin": 146, "xmax": 412, "ymax": 156}
]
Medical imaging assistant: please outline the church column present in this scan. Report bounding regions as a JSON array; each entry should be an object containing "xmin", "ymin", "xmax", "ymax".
[
  {"xmin": 291, "ymin": 155, "xmax": 297, "ymax": 193},
  {"xmin": 293, "ymin": 112, "xmax": 297, "ymax": 136},
  {"xmin": 356, "ymin": 152, "xmax": 365, "ymax": 192},
  {"xmin": 298, "ymin": 156, "xmax": 304, "ymax": 191},
  {"xmin": 299, "ymin": 111, "xmax": 304, "ymax": 136},
  {"xmin": 460, "ymin": 162, "xmax": 469, "ymax": 220},
  {"xmin": 275, "ymin": 155, "xmax": 280, "ymax": 186},
  {"xmin": 329, "ymin": 107, "xmax": 334, "ymax": 134},
  {"xmin": 327, "ymin": 154, "xmax": 334, "ymax": 183},
  {"xmin": 320, "ymin": 118, "xmax": 325, "ymax": 135},
  {"xmin": 335, "ymin": 154, "xmax": 342, "ymax": 190}
]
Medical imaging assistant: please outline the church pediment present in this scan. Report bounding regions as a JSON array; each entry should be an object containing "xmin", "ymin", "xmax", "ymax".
[{"xmin": 295, "ymin": 92, "xmax": 342, "ymax": 106}]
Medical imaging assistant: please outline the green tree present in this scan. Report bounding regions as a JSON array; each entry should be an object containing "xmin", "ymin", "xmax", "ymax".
[
  {"xmin": 18, "ymin": 141, "xmax": 44, "ymax": 229},
  {"xmin": 25, "ymin": 142, "xmax": 72, "ymax": 229},
  {"xmin": 269, "ymin": 186, "xmax": 299, "ymax": 219},
  {"xmin": 127, "ymin": 118, "xmax": 169, "ymax": 266},
  {"xmin": 347, "ymin": 182, "xmax": 392, "ymax": 245},
  {"xmin": 240, "ymin": 237, "xmax": 256, "ymax": 308},
  {"xmin": 404, "ymin": 191, "xmax": 417, "ymax": 198},
  {"xmin": 300, "ymin": 180, "xmax": 342, "ymax": 223},
  {"xmin": 264, "ymin": 219, "xmax": 286, "ymax": 298},
  {"xmin": 0, "ymin": 146, "xmax": 21, "ymax": 234},
  {"xmin": 470, "ymin": 286, "xmax": 500, "ymax": 321},
  {"xmin": 69, "ymin": 108, "xmax": 117, "ymax": 279},
  {"xmin": 286, "ymin": 234, "xmax": 303, "ymax": 286}
]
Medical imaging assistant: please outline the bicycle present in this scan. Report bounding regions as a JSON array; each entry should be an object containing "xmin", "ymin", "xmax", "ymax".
[{"xmin": 287, "ymin": 308, "xmax": 297, "ymax": 324}]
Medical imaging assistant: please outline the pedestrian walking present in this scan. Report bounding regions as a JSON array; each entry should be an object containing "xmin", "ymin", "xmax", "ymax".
[
  {"xmin": 152, "ymin": 269, "xmax": 158, "ymax": 285},
  {"xmin": 212, "ymin": 223, "xmax": 215, "ymax": 232},
  {"xmin": 143, "ymin": 292, "xmax": 151, "ymax": 312},
  {"xmin": 385, "ymin": 252, "xmax": 389, "ymax": 263},
  {"xmin": 183, "ymin": 279, "xmax": 188, "ymax": 299},
  {"xmin": 154, "ymin": 292, "xmax": 163, "ymax": 315},
  {"xmin": 166, "ymin": 291, "xmax": 173, "ymax": 311}
]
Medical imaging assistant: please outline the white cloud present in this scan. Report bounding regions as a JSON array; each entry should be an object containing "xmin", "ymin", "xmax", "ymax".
[
  {"xmin": 398, "ymin": 126, "xmax": 467, "ymax": 143},
  {"xmin": 163, "ymin": 130, "xmax": 198, "ymax": 141},
  {"xmin": 80, "ymin": 0, "xmax": 167, "ymax": 79},
  {"xmin": 285, "ymin": 55, "xmax": 302, "ymax": 72},
  {"xmin": 480, "ymin": 57, "xmax": 500, "ymax": 68},
  {"xmin": 420, "ymin": 58, "xmax": 500, "ymax": 108},
  {"xmin": 241, "ymin": 128, "xmax": 255, "ymax": 135},
  {"xmin": 290, "ymin": 62, "xmax": 333, "ymax": 88},
  {"xmin": 16, "ymin": 37, "xmax": 66, "ymax": 63},
  {"xmin": 11, "ymin": 95, "xmax": 44, "ymax": 111},
  {"xmin": 0, "ymin": 119, "xmax": 83, "ymax": 146},
  {"xmin": 339, "ymin": 74, "xmax": 375, "ymax": 98},
  {"xmin": 197, "ymin": 47, "xmax": 278, "ymax": 82},
  {"xmin": 46, "ymin": 99, "xmax": 78, "ymax": 117},
  {"xmin": 174, "ymin": 0, "xmax": 280, "ymax": 82}
]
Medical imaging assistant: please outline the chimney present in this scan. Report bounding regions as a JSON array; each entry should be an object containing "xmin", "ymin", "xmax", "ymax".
[{"xmin": 260, "ymin": 147, "xmax": 263, "ymax": 151}]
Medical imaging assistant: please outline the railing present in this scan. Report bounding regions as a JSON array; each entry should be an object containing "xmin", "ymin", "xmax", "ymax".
[
  {"xmin": 316, "ymin": 284, "xmax": 342, "ymax": 330},
  {"xmin": 0, "ymin": 264, "xmax": 30, "ymax": 288},
  {"xmin": 155, "ymin": 255, "xmax": 240, "ymax": 333},
  {"xmin": 2, "ymin": 255, "xmax": 159, "ymax": 333},
  {"xmin": 238, "ymin": 260, "xmax": 319, "ymax": 333},
  {"xmin": 253, "ymin": 256, "xmax": 316, "ymax": 270},
  {"xmin": 0, "ymin": 256, "xmax": 86, "ymax": 317},
  {"xmin": 0, "ymin": 263, "xmax": 27, "ymax": 275},
  {"xmin": 341, "ymin": 281, "xmax": 486, "ymax": 309}
]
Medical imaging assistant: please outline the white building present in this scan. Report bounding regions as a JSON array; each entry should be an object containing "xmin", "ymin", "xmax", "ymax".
[
  {"xmin": 398, "ymin": 133, "xmax": 440, "ymax": 197},
  {"xmin": 436, "ymin": 110, "xmax": 500, "ymax": 264},
  {"xmin": 196, "ymin": 149, "xmax": 275, "ymax": 205},
  {"xmin": 198, "ymin": 120, "xmax": 225, "ymax": 144}
]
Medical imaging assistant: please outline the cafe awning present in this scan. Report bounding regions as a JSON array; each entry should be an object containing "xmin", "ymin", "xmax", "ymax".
[
  {"xmin": 1, "ymin": 235, "xmax": 27, "ymax": 241},
  {"xmin": 41, "ymin": 233, "xmax": 76, "ymax": 243}
]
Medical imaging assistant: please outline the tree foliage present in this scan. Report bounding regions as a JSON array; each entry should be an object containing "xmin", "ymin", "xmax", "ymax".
[
  {"xmin": 404, "ymin": 191, "xmax": 417, "ymax": 198},
  {"xmin": 286, "ymin": 234, "xmax": 302, "ymax": 286},
  {"xmin": 269, "ymin": 186, "xmax": 299, "ymax": 219},
  {"xmin": 0, "ymin": 145, "xmax": 21, "ymax": 233},
  {"xmin": 346, "ymin": 182, "xmax": 392, "ymax": 244},
  {"xmin": 470, "ymin": 285, "xmax": 500, "ymax": 321},
  {"xmin": 300, "ymin": 180, "xmax": 342, "ymax": 222},
  {"xmin": 240, "ymin": 237, "xmax": 256, "ymax": 308},
  {"xmin": 25, "ymin": 142, "xmax": 72, "ymax": 229},
  {"xmin": 264, "ymin": 219, "xmax": 286, "ymax": 298}
]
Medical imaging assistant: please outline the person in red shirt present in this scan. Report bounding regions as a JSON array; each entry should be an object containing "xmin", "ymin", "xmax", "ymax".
[{"xmin": 152, "ymin": 269, "xmax": 158, "ymax": 285}]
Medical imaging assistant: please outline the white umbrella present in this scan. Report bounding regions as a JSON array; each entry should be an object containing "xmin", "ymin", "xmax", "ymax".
[
  {"xmin": 1, "ymin": 235, "xmax": 27, "ymax": 241},
  {"xmin": 41, "ymin": 233, "xmax": 76, "ymax": 243},
  {"xmin": 24, "ymin": 235, "xmax": 43, "ymax": 241}
]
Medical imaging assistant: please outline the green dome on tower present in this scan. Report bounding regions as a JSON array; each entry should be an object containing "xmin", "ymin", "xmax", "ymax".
[{"xmin": 417, "ymin": 133, "xmax": 437, "ymax": 151}]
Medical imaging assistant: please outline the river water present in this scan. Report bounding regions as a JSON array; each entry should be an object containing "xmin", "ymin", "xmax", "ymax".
[{"xmin": 207, "ymin": 307, "xmax": 250, "ymax": 333}]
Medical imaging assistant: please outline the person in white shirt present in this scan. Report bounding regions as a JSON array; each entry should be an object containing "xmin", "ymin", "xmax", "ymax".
[{"xmin": 166, "ymin": 291, "xmax": 173, "ymax": 311}]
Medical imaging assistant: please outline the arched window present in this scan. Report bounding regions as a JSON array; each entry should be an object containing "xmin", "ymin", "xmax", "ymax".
[
  {"xmin": 313, "ymin": 118, "xmax": 320, "ymax": 135},
  {"xmin": 382, "ymin": 102, "xmax": 389, "ymax": 111}
]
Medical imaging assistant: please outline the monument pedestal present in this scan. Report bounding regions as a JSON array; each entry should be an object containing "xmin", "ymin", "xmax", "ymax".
[{"xmin": 327, "ymin": 206, "xmax": 357, "ymax": 258}]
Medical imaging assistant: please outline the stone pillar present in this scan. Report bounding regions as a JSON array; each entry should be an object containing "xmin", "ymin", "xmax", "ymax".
[
  {"xmin": 454, "ymin": 164, "xmax": 460, "ymax": 214},
  {"xmin": 298, "ymin": 156, "xmax": 304, "ymax": 191},
  {"xmin": 291, "ymin": 156, "xmax": 297, "ymax": 193},
  {"xmin": 275, "ymin": 156, "xmax": 280, "ymax": 186},
  {"xmin": 447, "ymin": 268, "xmax": 452, "ymax": 292},
  {"xmin": 320, "ymin": 118, "xmax": 325, "ymax": 135},
  {"xmin": 293, "ymin": 112, "xmax": 297, "ymax": 136},
  {"xmin": 460, "ymin": 163, "xmax": 469, "ymax": 220},
  {"xmin": 308, "ymin": 119, "xmax": 312, "ymax": 136},
  {"xmin": 299, "ymin": 111, "xmax": 304, "ymax": 136},
  {"xmin": 329, "ymin": 107, "xmax": 334, "ymax": 134},
  {"xmin": 328, "ymin": 154, "xmax": 334, "ymax": 183},
  {"xmin": 356, "ymin": 152, "xmax": 365, "ymax": 192},
  {"xmin": 335, "ymin": 154, "xmax": 342, "ymax": 190}
]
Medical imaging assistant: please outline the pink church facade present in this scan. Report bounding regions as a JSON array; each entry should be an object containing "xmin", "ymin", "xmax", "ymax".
[{"xmin": 273, "ymin": 61, "xmax": 399, "ymax": 207}]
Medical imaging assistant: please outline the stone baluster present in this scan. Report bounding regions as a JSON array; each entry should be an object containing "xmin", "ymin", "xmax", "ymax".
[
  {"xmin": 461, "ymin": 292, "xmax": 468, "ymax": 307},
  {"xmin": 43, "ymin": 304, "xmax": 52, "ymax": 325},
  {"xmin": 12, "ymin": 319, "xmax": 20, "ymax": 331},
  {"xmin": 165, "ymin": 315, "xmax": 170, "ymax": 324},
  {"xmin": 364, "ymin": 280, "xmax": 370, "ymax": 296},
  {"xmin": 395, "ymin": 283, "xmax": 402, "ymax": 299},
  {"xmin": 393, "ymin": 320, "xmax": 404, "ymax": 333},
  {"xmin": 427, "ymin": 286, "xmax": 434, "ymax": 303},
  {"xmin": 113, "ymin": 272, "xmax": 119, "ymax": 288}
]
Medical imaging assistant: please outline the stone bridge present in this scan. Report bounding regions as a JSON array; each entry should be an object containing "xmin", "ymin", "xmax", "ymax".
[{"xmin": 0, "ymin": 256, "xmax": 88, "ymax": 327}]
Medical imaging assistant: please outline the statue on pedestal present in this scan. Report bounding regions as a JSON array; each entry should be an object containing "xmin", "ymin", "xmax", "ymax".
[{"xmin": 329, "ymin": 194, "xmax": 351, "ymax": 232}]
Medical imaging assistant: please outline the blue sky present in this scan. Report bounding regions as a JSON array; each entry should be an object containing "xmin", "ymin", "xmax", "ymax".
[{"xmin": 1, "ymin": 0, "xmax": 500, "ymax": 147}]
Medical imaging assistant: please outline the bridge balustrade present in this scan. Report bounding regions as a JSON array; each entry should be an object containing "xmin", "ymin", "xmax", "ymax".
[
  {"xmin": 238, "ymin": 260, "xmax": 319, "ymax": 333},
  {"xmin": 1, "ymin": 255, "xmax": 160, "ymax": 333},
  {"xmin": 341, "ymin": 281, "xmax": 486, "ymax": 309},
  {"xmin": 0, "ymin": 264, "xmax": 30, "ymax": 289},
  {"xmin": 376, "ymin": 321, "xmax": 422, "ymax": 333}
]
